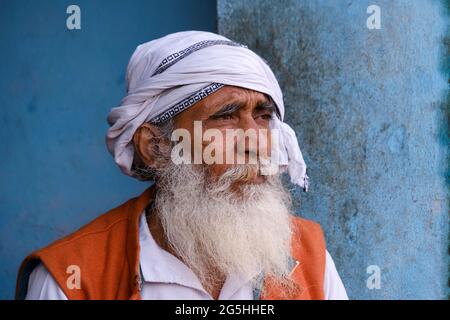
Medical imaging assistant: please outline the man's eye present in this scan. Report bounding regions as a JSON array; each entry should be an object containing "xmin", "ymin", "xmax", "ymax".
[
  {"xmin": 213, "ymin": 114, "xmax": 233, "ymax": 120},
  {"xmin": 257, "ymin": 114, "xmax": 273, "ymax": 121}
]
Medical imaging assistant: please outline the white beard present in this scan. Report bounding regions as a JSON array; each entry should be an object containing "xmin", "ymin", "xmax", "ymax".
[{"xmin": 153, "ymin": 162, "xmax": 295, "ymax": 294}]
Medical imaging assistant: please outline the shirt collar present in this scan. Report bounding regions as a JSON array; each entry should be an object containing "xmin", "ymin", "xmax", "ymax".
[{"xmin": 139, "ymin": 210, "xmax": 205, "ymax": 291}]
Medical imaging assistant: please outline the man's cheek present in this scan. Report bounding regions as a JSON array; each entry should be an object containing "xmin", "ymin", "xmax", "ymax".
[{"xmin": 202, "ymin": 132, "xmax": 235, "ymax": 165}]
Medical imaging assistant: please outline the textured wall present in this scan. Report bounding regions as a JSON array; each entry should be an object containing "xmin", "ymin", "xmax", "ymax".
[
  {"xmin": 218, "ymin": 0, "xmax": 449, "ymax": 299},
  {"xmin": 0, "ymin": 0, "xmax": 216, "ymax": 299}
]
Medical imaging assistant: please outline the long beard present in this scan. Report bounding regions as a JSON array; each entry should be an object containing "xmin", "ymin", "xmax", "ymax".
[{"xmin": 153, "ymin": 162, "xmax": 295, "ymax": 294}]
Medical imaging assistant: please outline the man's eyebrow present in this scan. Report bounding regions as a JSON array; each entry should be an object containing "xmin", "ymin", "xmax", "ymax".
[
  {"xmin": 254, "ymin": 99, "xmax": 275, "ymax": 112},
  {"xmin": 209, "ymin": 102, "xmax": 243, "ymax": 118},
  {"xmin": 208, "ymin": 97, "xmax": 276, "ymax": 119}
]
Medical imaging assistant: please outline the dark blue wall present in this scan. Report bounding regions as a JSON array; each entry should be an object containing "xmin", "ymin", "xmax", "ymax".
[{"xmin": 0, "ymin": 0, "xmax": 216, "ymax": 299}]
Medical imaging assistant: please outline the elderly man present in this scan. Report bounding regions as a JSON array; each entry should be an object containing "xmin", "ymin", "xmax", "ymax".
[{"xmin": 16, "ymin": 31, "xmax": 347, "ymax": 300}]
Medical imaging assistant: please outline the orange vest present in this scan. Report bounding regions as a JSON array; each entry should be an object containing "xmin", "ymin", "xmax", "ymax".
[{"xmin": 15, "ymin": 186, "xmax": 326, "ymax": 300}]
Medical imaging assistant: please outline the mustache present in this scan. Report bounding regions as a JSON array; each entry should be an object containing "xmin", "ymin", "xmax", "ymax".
[
  {"xmin": 218, "ymin": 164, "xmax": 260, "ymax": 183},
  {"xmin": 217, "ymin": 154, "xmax": 278, "ymax": 182}
]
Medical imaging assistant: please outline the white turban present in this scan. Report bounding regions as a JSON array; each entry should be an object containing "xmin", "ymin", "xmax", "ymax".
[{"xmin": 106, "ymin": 30, "xmax": 309, "ymax": 191}]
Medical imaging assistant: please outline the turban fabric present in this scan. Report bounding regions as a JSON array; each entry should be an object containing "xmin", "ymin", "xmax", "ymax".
[{"xmin": 106, "ymin": 31, "xmax": 309, "ymax": 191}]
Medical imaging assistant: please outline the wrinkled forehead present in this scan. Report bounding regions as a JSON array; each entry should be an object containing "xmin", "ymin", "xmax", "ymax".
[
  {"xmin": 149, "ymin": 84, "xmax": 281, "ymax": 125},
  {"xmin": 203, "ymin": 85, "xmax": 274, "ymax": 108}
]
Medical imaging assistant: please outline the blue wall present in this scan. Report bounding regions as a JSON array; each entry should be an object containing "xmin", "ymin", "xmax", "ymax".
[
  {"xmin": 218, "ymin": 0, "xmax": 449, "ymax": 299},
  {"xmin": 0, "ymin": 0, "xmax": 216, "ymax": 299}
]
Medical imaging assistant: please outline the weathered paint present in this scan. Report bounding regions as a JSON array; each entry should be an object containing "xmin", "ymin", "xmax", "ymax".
[{"xmin": 218, "ymin": 0, "xmax": 449, "ymax": 299}]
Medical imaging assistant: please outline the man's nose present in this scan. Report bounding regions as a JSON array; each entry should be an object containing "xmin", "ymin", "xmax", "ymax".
[
  {"xmin": 239, "ymin": 115, "xmax": 261, "ymax": 136},
  {"xmin": 238, "ymin": 116, "xmax": 269, "ymax": 156}
]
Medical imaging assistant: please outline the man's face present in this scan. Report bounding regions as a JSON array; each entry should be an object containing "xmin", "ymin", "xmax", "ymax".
[
  {"xmin": 172, "ymin": 85, "xmax": 276, "ymax": 185},
  {"xmin": 143, "ymin": 87, "xmax": 293, "ymax": 289}
]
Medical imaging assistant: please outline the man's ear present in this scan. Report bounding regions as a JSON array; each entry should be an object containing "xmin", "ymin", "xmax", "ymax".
[{"xmin": 133, "ymin": 122, "xmax": 171, "ymax": 168}]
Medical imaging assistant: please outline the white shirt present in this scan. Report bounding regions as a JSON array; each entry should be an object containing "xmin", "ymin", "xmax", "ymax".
[{"xmin": 25, "ymin": 212, "xmax": 348, "ymax": 300}]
